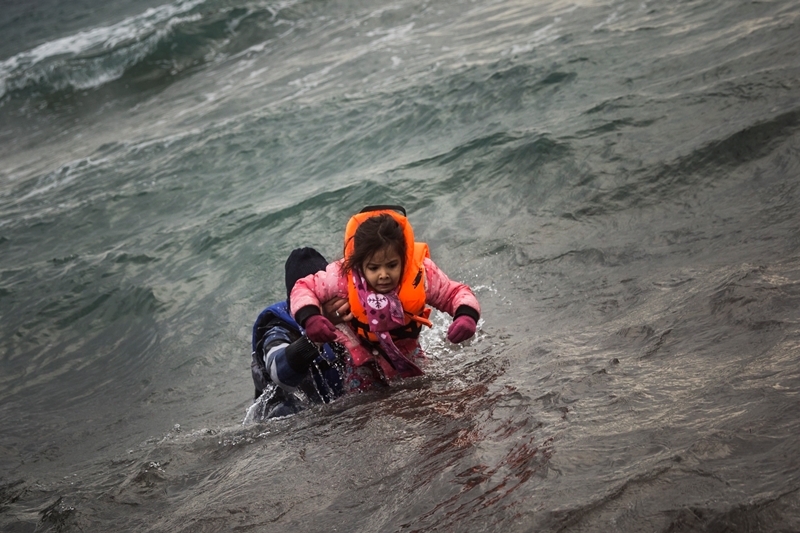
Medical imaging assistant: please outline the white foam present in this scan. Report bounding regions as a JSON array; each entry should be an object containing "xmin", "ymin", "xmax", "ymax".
[
  {"xmin": 593, "ymin": 9, "xmax": 622, "ymax": 31},
  {"xmin": 16, "ymin": 157, "xmax": 108, "ymax": 202},
  {"xmin": 504, "ymin": 21, "xmax": 560, "ymax": 56},
  {"xmin": 0, "ymin": 0, "xmax": 206, "ymax": 97}
]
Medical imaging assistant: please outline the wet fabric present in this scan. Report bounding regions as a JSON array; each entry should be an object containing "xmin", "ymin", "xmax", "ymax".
[{"xmin": 351, "ymin": 268, "xmax": 423, "ymax": 377}]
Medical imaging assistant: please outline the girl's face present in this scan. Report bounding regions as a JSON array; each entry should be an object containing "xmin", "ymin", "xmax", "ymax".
[{"xmin": 362, "ymin": 246, "xmax": 402, "ymax": 293}]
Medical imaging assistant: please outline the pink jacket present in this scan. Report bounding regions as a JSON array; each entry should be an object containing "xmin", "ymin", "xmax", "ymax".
[{"xmin": 290, "ymin": 257, "xmax": 480, "ymax": 323}]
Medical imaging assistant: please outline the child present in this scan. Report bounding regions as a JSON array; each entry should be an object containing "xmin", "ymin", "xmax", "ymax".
[{"xmin": 291, "ymin": 206, "xmax": 480, "ymax": 391}]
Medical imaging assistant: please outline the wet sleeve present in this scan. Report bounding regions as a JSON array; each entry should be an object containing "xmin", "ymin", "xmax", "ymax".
[
  {"xmin": 265, "ymin": 344, "xmax": 304, "ymax": 392},
  {"xmin": 423, "ymin": 257, "xmax": 481, "ymax": 318},
  {"xmin": 262, "ymin": 331, "xmax": 319, "ymax": 392},
  {"xmin": 291, "ymin": 261, "xmax": 348, "ymax": 326}
]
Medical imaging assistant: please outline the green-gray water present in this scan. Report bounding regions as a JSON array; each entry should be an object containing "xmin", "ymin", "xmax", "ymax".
[{"xmin": 2, "ymin": 0, "xmax": 800, "ymax": 531}]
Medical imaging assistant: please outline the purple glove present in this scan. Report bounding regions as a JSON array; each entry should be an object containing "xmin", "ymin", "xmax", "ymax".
[
  {"xmin": 447, "ymin": 315, "xmax": 476, "ymax": 343},
  {"xmin": 304, "ymin": 315, "xmax": 338, "ymax": 343}
]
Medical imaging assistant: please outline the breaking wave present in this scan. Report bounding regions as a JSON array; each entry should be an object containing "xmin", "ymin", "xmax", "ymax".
[{"xmin": 0, "ymin": 0, "xmax": 302, "ymax": 101}]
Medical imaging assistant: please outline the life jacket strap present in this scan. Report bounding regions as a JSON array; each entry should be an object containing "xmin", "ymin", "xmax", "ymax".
[
  {"xmin": 351, "ymin": 316, "xmax": 424, "ymax": 340},
  {"xmin": 359, "ymin": 204, "xmax": 407, "ymax": 216}
]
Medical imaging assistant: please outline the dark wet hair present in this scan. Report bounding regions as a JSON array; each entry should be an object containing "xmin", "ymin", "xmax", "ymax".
[{"xmin": 343, "ymin": 214, "xmax": 406, "ymax": 275}]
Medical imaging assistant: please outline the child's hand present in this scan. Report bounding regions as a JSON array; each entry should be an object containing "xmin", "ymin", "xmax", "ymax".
[
  {"xmin": 447, "ymin": 315, "xmax": 476, "ymax": 343},
  {"xmin": 304, "ymin": 315, "xmax": 338, "ymax": 343}
]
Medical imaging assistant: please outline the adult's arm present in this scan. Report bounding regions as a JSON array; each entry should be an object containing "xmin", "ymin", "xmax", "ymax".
[{"xmin": 258, "ymin": 324, "xmax": 319, "ymax": 392}]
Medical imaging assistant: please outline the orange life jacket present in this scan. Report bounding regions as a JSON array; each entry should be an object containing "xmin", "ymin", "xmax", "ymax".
[{"xmin": 344, "ymin": 207, "xmax": 433, "ymax": 342}]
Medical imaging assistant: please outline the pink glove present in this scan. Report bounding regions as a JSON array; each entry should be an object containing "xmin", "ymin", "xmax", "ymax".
[
  {"xmin": 447, "ymin": 315, "xmax": 476, "ymax": 343},
  {"xmin": 304, "ymin": 315, "xmax": 337, "ymax": 343}
]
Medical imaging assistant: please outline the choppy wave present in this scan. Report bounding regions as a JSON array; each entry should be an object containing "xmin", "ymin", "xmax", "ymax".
[
  {"xmin": 0, "ymin": 0, "xmax": 303, "ymax": 101},
  {"xmin": 2, "ymin": 0, "xmax": 800, "ymax": 531}
]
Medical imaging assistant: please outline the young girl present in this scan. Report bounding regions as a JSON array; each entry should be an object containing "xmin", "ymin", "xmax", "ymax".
[{"xmin": 291, "ymin": 206, "xmax": 480, "ymax": 391}]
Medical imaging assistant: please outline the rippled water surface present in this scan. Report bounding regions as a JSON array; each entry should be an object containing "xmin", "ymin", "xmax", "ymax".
[{"xmin": 1, "ymin": 0, "xmax": 800, "ymax": 531}]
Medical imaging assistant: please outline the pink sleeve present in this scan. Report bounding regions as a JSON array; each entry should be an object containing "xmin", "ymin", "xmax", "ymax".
[
  {"xmin": 423, "ymin": 257, "xmax": 480, "ymax": 317},
  {"xmin": 289, "ymin": 260, "xmax": 348, "ymax": 318}
]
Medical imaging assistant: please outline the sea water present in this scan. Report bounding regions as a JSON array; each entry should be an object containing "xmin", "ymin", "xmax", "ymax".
[{"xmin": 1, "ymin": 0, "xmax": 800, "ymax": 531}]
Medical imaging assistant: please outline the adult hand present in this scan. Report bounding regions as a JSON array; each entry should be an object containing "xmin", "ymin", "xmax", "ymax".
[
  {"xmin": 304, "ymin": 315, "xmax": 338, "ymax": 343},
  {"xmin": 322, "ymin": 297, "xmax": 353, "ymax": 325},
  {"xmin": 447, "ymin": 315, "xmax": 476, "ymax": 343}
]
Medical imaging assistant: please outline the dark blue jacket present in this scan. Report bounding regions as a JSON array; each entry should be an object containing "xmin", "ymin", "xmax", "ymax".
[{"xmin": 250, "ymin": 301, "xmax": 344, "ymax": 404}]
